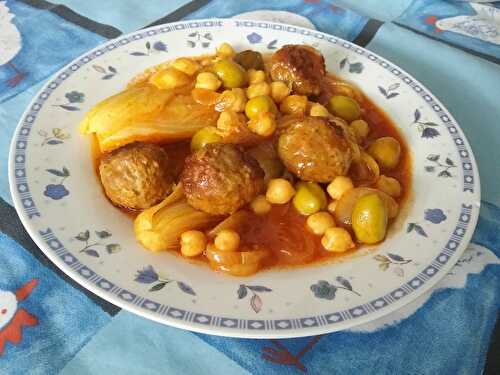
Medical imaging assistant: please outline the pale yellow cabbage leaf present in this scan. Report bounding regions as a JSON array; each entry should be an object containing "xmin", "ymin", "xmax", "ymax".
[
  {"xmin": 80, "ymin": 84, "xmax": 219, "ymax": 152},
  {"xmin": 134, "ymin": 184, "xmax": 223, "ymax": 252}
]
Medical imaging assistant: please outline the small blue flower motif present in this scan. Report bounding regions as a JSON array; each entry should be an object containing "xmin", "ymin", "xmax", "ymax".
[
  {"xmin": 43, "ymin": 184, "xmax": 69, "ymax": 200},
  {"xmin": 44, "ymin": 168, "xmax": 70, "ymax": 199},
  {"xmin": 310, "ymin": 280, "xmax": 337, "ymax": 300},
  {"xmin": 422, "ymin": 127, "xmax": 440, "ymax": 139},
  {"xmin": 135, "ymin": 265, "xmax": 159, "ymax": 284},
  {"xmin": 425, "ymin": 209, "xmax": 447, "ymax": 224},
  {"xmin": 65, "ymin": 91, "xmax": 85, "ymax": 103},
  {"xmin": 153, "ymin": 41, "xmax": 167, "ymax": 52},
  {"xmin": 247, "ymin": 32, "xmax": 263, "ymax": 44}
]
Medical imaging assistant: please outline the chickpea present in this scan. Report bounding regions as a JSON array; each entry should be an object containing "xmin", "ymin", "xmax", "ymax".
[
  {"xmin": 195, "ymin": 71, "xmax": 221, "ymax": 91},
  {"xmin": 214, "ymin": 229, "xmax": 240, "ymax": 252},
  {"xmin": 213, "ymin": 59, "xmax": 247, "ymax": 88},
  {"xmin": 309, "ymin": 103, "xmax": 330, "ymax": 117},
  {"xmin": 307, "ymin": 212, "xmax": 335, "ymax": 236},
  {"xmin": 171, "ymin": 57, "xmax": 200, "ymax": 76},
  {"xmin": 250, "ymin": 195, "xmax": 271, "ymax": 215},
  {"xmin": 367, "ymin": 137, "xmax": 401, "ymax": 170},
  {"xmin": 191, "ymin": 126, "xmax": 222, "ymax": 151},
  {"xmin": 245, "ymin": 95, "xmax": 277, "ymax": 119},
  {"xmin": 270, "ymin": 81, "xmax": 291, "ymax": 103},
  {"xmin": 326, "ymin": 176, "xmax": 354, "ymax": 200},
  {"xmin": 327, "ymin": 200, "xmax": 337, "ymax": 214},
  {"xmin": 266, "ymin": 178, "xmax": 296, "ymax": 204},
  {"xmin": 350, "ymin": 119, "xmax": 369, "ymax": 140},
  {"xmin": 246, "ymin": 82, "xmax": 271, "ymax": 99},
  {"xmin": 149, "ymin": 67, "xmax": 191, "ymax": 90},
  {"xmin": 231, "ymin": 88, "xmax": 247, "ymax": 112},
  {"xmin": 216, "ymin": 110, "xmax": 246, "ymax": 134},
  {"xmin": 180, "ymin": 230, "xmax": 207, "ymax": 257},
  {"xmin": 293, "ymin": 182, "xmax": 327, "ymax": 216},
  {"xmin": 247, "ymin": 69, "xmax": 266, "ymax": 85},
  {"xmin": 216, "ymin": 42, "xmax": 235, "ymax": 58},
  {"xmin": 321, "ymin": 227, "xmax": 355, "ymax": 252},
  {"xmin": 280, "ymin": 95, "xmax": 308, "ymax": 115},
  {"xmin": 200, "ymin": 57, "xmax": 213, "ymax": 67},
  {"xmin": 215, "ymin": 88, "xmax": 247, "ymax": 112},
  {"xmin": 376, "ymin": 175, "xmax": 402, "ymax": 198},
  {"xmin": 352, "ymin": 193, "xmax": 388, "ymax": 244},
  {"xmin": 248, "ymin": 112, "xmax": 277, "ymax": 137},
  {"xmin": 191, "ymin": 88, "xmax": 220, "ymax": 106},
  {"xmin": 328, "ymin": 95, "xmax": 361, "ymax": 122}
]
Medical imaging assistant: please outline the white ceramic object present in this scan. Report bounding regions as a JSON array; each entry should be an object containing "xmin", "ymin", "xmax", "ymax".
[{"xmin": 9, "ymin": 19, "xmax": 480, "ymax": 338}]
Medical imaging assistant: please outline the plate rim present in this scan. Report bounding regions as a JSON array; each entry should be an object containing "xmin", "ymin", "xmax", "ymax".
[{"xmin": 8, "ymin": 18, "xmax": 481, "ymax": 338}]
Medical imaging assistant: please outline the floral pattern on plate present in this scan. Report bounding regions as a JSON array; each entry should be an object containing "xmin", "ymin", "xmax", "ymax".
[
  {"xmin": 412, "ymin": 109, "xmax": 440, "ymax": 139},
  {"xmin": 407, "ymin": 208, "xmax": 447, "ymax": 237},
  {"xmin": 39, "ymin": 128, "xmax": 70, "ymax": 146},
  {"xmin": 374, "ymin": 253, "xmax": 412, "ymax": 277},
  {"xmin": 339, "ymin": 57, "xmax": 363, "ymax": 73},
  {"xmin": 75, "ymin": 230, "xmax": 121, "ymax": 258},
  {"xmin": 246, "ymin": 32, "xmax": 278, "ymax": 49},
  {"xmin": 43, "ymin": 167, "xmax": 69, "ymax": 200},
  {"xmin": 237, "ymin": 284, "xmax": 272, "ymax": 313},
  {"xmin": 135, "ymin": 266, "xmax": 196, "ymax": 295},
  {"xmin": 425, "ymin": 154, "xmax": 456, "ymax": 177},
  {"xmin": 53, "ymin": 90, "xmax": 85, "ymax": 111},
  {"xmin": 310, "ymin": 277, "xmax": 360, "ymax": 300},
  {"xmin": 130, "ymin": 41, "xmax": 168, "ymax": 56},
  {"xmin": 92, "ymin": 64, "xmax": 118, "ymax": 80}
]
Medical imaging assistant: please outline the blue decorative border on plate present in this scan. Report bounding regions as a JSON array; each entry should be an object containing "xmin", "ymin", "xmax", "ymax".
[
  {"xmin": 38, "ymin": 203, "xmax": 472, "ymax": 330},
  {"xmin": 13, "ymin": 20, "xmax": 477, "ymax": 332}
]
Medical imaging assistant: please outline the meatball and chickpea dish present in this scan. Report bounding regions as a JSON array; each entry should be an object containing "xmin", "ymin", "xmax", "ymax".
[{"xmin": 80, "ymin": 43, "xmax": 410, "ymax": 276}]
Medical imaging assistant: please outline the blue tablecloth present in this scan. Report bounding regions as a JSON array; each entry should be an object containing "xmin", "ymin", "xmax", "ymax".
[{"xmin": 0, "ymin": 1, "xmax": 499, "ymax": 374}]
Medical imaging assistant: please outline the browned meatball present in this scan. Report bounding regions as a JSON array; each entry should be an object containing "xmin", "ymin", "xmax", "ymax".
[
  {"xmin": 99, "ymin": 142, "xmax": 173, "ymax": 210},
  {"xmin": 278, "ymin": 116, "xmax": 353, "ymax": 183},
  {"xmin": 269, "ymin": 45, "xmax": 326, "ymax": 96},
  {"xmin": 181, "ymin": 144, "xmax": 264, "ymax": 215}
]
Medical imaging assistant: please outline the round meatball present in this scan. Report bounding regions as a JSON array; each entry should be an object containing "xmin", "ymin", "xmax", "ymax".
[
  {"xmin": 181, "ymin": 144, "xmax": 264, "ymax": 215},
  {"xmin": 99, "ymin": 142, "xmax": 173, "ymax": 210},
  {"xmin": 270, "ymin": 45, "xmax": 325, "ymax": 96},
  {"xmin": 278, "ymin": 116, "xmax": 353, "ymax": 183}
]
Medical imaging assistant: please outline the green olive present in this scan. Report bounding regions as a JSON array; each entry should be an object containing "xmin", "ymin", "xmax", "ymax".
[
  {"xmin": 191, "ymin": 126, "xmax": 222, "ymax": 151},
  {"xmin": 367, "ymin": 137, "xmax": 401, "ymax": 170},
  {"xmin": 213, "ymin": 59, "xmax": 247, "ymax": 88},
  {"xmin": 351, "ymin": 193, "xmax": 388, "ymax": 244},
  {"xmin": 234, "ymin": 50, "xmax": 265, "ymax": 70},
  {"xmin": 292, "ymin": 182, "xmax": 327, "ymax": 216},
  {"xmin": 328, "ymin": 95, "xmax": 361, "ymax": 122},
  {"xmin": 245, "ymin": 95, "xmax": 277, "ymax": 119}
]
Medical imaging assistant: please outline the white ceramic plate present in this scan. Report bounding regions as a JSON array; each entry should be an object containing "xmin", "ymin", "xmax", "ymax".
[{"xmin": 9, "ymin": 19, "xmax": 480, "ymax": 338}]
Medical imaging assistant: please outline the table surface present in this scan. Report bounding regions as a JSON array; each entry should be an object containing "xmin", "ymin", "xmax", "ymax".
[{"xmin": 0, "ymin": 1, "xmax": 499, "ymax": 374}]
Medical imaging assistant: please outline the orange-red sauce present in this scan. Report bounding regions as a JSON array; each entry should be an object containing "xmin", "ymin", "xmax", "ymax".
[
  {"xmin": 224, "ymin": 77, "xmax": 411, "ymax": 270},
  {"xmin": 93, "ymin": 74, "xmax": 411, "ymax": 270},
  {"xmin": 235, "ymin": 89, "xmax": 412, "ymax": 270}
]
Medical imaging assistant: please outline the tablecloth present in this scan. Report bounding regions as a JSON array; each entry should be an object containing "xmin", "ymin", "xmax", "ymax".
[{"xmin": 0, "ymin": 1, "xmax": 499, "ymax": 374}]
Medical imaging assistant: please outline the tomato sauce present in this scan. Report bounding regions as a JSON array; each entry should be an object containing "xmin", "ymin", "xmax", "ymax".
[
  {"xmin": 93, "ymin": 73, "xmax": 411, "ymax": 271},
  {"xmin": 237, "ymin": 204, "xmax": 359, "ymax": 269},
  {"xmin": 229, "ymin": 77, "xmax": 412, "ymax": 270}
]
